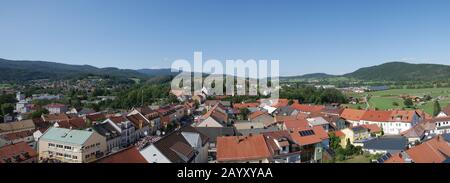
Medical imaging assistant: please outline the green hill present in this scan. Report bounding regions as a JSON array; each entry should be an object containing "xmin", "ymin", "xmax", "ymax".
[
  {"xmin": 0, "ymin": 58, "xmax": 148, "ymax": 81},
  {"xmin": 344, "ymin": 62, "xmax": 450, "ymax": 81}
]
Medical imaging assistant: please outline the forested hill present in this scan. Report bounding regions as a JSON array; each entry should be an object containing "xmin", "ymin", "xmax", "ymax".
[
  {"xmin": 344, "ymin": 62, "xmax": 450, "ymax": 81},
  {"xmin": 0, "ymin": 58, "xmax": 148, "ymax": 81}
]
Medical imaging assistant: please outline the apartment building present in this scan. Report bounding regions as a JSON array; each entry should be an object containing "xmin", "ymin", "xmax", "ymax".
[{"xmin": 38, "ymin": 127, "xmax": 106, "ymax": 163}]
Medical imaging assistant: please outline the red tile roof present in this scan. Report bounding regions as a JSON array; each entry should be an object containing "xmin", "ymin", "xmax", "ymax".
[
  {"xmin": 389, "ymin": 110, "xmax": 417, "ymax": 122},
  {"xmin": 283, "ymin": 118, "xmax": 310, "ymax": 131},
  {"xmin": 42, "ymin": 113, "xmax": 70, "ymax": 122},
  {"xmin": 0, "ymin": 142, "xmax": 37, "ymax": 163},
  {"xmin": 290, "ymin": 130, "xmax": 322, "ymax": 146},
  {"xmin": 312, "ymin": 126, "xmax": 329, "ymax": 140},
  {"xmin": 360, "ymin": 124, "xmax": 382, "ymax": 133},
  {"xmin": 57, "ymin": 117, "xmax": 87, "ymax": 129},
  {"xmin": 108, "ymin": 116, "xmax": 128, "ymax": 124},
  {"xmin": 384, "ymin": 153, "xmax": 406, "ymax": 163},
  {"xmin": 333, "ymin": 130, "xmax": 345, "ymax": 137},
  {"xmin": 405, "ymin": 135, "xmax": 450, "ymax": 163},
  {"xmin": 0, "ymin": 130, "xmax": 34, "ymax": 141},
  {"xmin": 249, "ymin": 111, "xmax": 269, "ymax": 120},
  {"xmin": 291, "ymin": 103, "xmax": 325, "ymax": 113},
  {"xmin": 361, "ymin": 110, "xmax": 391, "ymax": 122},
  {"xmin": 95, "ymin": 147, "xmax": 147, "ymax": 163},
  {"xmin": 44, "ymin": 103, "xmax": 66, "ymax": 108},
  {"xmin": 341, "ymin": 109, "xmax": 366, "ymax": 121},
  {"xmin": 86, "ymin": 113, "xmax": 106, "ymax": 122},
  {"xmin": 216, "ymin": 135, "xmax": 271, "ymax": 162},
  {"xmin": 233, "ymin": 102, "xmax": 260, "ymax": 109}
]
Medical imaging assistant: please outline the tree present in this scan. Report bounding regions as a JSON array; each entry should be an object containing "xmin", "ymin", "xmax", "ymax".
[
  {"xmin": 329, "ymin": 132, "xmax": 341, "ymax": 150},
  {"xmin": 392, "ymin": 102, "xmax": 399, "ymax": 106},
  {"xmin": 1, "ymin": 103, "xmax": 14, "ymax": 116},
  {"xmin": 239, "ymin": 108, "xmax": 251, "ymax": 120},
  {"xmin": 31, "ymin": 109, "xmax": 49, "ymax": 119},
  {"xmin": 433, "ymin": 100, "xmax": 441, "ymax": 116},
  {"xmin": 403, "ymin": 98, "xmax": 414, "ymax": 108}
]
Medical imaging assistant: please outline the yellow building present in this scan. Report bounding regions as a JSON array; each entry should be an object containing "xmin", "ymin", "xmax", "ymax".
[{"xmin": 38, "ymin": 127, "xmax": 107, "ymax": 163}]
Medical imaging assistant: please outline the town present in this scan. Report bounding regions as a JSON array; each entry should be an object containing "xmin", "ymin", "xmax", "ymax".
[{"xmin": 1, "ymin": 80, "xmax": 449, "ymax": 163}]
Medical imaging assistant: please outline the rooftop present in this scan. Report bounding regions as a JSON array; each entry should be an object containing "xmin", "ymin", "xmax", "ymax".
[{"xmin": 40, "ymin": 127, "xmax": 94, "ymax": 145}]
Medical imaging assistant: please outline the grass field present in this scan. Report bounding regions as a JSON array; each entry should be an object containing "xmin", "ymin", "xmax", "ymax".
[
  {"xmin": 0, "ymin": 84, "xmax": 11, "ymax": 89},
  {"xmin": 345, "ymin": 87, "xmax": 450, "ymax": 115}
]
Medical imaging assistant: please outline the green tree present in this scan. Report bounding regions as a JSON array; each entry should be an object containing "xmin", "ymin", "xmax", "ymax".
[
  {"xmin": 1, "ymin": 103, "xmax": 15, "ymax": 115},
  {"xmin": 392, "ymin": 102, "xmax": 399, "ymax": 106},
  {"xmin": 433, "ymin": 100, "xmax": 441, "ymax": 116},
  {"xmin": 329, "ymin": 132, "xmax": 341, "ymax": 150},
  {"xmin": 31, "ymin": 108, "xmax": 49, "ymax": 119},
  {"xmin": 240, "ymin": 108, "xmax": 251, "ymax": 120},
  {"xmin": 403, "ymin": 98, "xmax": 414, "ymax": 108}
]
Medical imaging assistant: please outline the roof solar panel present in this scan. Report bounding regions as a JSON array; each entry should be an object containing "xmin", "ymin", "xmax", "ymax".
[{"xmin": 299, "ymin": 130, "xmax": 315, "ymax": 136}]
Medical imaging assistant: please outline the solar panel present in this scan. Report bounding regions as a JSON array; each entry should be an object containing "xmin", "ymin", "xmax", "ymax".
[{"xmin": 299, "ymin": 130, "xmax": 315, "ymax": 136}]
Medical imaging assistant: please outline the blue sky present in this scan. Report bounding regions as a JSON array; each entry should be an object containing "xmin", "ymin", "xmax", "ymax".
[{"xmin": 1, "ymin": 0, "xmax": 450, "ymax": 76}]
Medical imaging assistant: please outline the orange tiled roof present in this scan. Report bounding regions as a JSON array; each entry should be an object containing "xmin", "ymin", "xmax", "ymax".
[
  {"xmin": 361, "ymin": 110, "xmax": 391, "ymax": 122},
  {"xmin": 384, "ymin": 153, "xmax": 406, "ymax": 163},
  {"xmin": 405, "ymin": 135, "xmax": 450, "ymax": 163},
  {"xmin": 291, "ymin": 103, "xmax": 325, "ymax": 113},
  {"xmin": 96, "ymin": 147, "xmax": 147, "ymax": 163},
  {"xmin": 283, "ymin": 118, "xmax": 310, "ymax": 131},
  {"xmin": 0, "ymin": 142, "xmax": 37, "ymax": 163},
  {"xmin": 341, "ymin": 109, "xmax": 366, "ymax": 121},
  {"xmin": 389, "ymin": 110, "xmax": 417, "ymax": 122},
  {"xmin": 233, "ymin": 102, "xmax": 260, "ymax": 109},
  {"xmin": 312, "ymin": 126, "xmax": 329, "ymax": 140},
  {"xmin": 361, "ymin": 124, "xmax": 382, "ymax": 133},
  {"xmin": 333, "ymin": 130, "xmax": 345, "ymax": 137},
  {"xmin": 216, "ymin": 135, "xmax": 271, "ymax": 162},
  {"xmin": 249, "ymin": 111, "xmax": 269, "ymax": 120},
  {"xmin": 290, "ymin": 130, "xmax": 322, "ymax": 146}
]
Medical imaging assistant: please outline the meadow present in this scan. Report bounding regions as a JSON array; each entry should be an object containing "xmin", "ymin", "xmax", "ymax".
[{"xmin": 344, "ymin": 87, "xmax": 450, "ymax": 115}]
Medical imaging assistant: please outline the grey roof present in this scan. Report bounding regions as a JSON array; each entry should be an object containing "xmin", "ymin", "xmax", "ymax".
[
  {"xmin": 307, "ymin": 117, "xmax": 330, "ymax": 126},
  {"xmin": 195, "ymin": 127, "xmax": 236, "ymax": 143},
  {"xmin": 362, "ymin": 136, "xmax": 408, "ymax": 154},
  {"xmin": 144, "ymin": 126, "xmax": 208, "ymax": 163},
  {"xmin": 78, "ymin": 108, "xmax": 96, "ymax": 115},
  {"xmin": 274, "ymin": 106, "xmax": 297, "ymax": 116},
  {"xmin": 237, "ymin": 126, "xmax": 279, "ymax": 136},
  {"xmin": 91, "ymin": 122, "xmax": 120, "ymax": 140}
]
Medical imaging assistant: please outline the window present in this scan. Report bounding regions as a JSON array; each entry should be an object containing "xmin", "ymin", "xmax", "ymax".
[
  {"xmin": 64, "ymin": 146, "xmax": 72, "ymax": 150},
  {"xmin": 48, "ymin": 143, "xmax": 55, "ymax": 147},
  {"xmin": 64, "ymin": 154, "xmax": 71, "ymax": 159},
  {"xmin": 72, "ymin": 156, "xmax": 77, "ymax": 160},
  {"xmin": 56, "ymin": 153, "xmax": 63, "ymax": 157},
  {"xmin": 96, "ymin": 143, "xmax": 100, "ymax": 146},
  {"xmin": 56, "ymin": 144, "xmax": 63, "ymax": 148},
  {"xmin": 85, "ymin": 155, "xmax": 89, "ymax": 159}
]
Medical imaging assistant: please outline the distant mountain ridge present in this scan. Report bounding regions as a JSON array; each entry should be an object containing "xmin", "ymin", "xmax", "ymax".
[
  {"xmin": 0, "ymin": 58, "xmax": 153, "ymax": 81},
  {"xmin": 344, "ymin": 62, "xmax": 450, "ymax": 81},
  {"xmin": 282, "ymin": 62, "xmax": 450, "ymax": 81},
  {"xmin": 1, "ymin": 58, "xmax": 450, "ymax": 82}
]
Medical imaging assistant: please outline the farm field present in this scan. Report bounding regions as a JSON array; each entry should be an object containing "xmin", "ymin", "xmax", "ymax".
[
  {"xmin": 344, "ymin": 87, "xmax": 450, "ymax": 115},
  {"xmin": 0, "ymin": 84, "xmax": 12, "ymax": 89}
]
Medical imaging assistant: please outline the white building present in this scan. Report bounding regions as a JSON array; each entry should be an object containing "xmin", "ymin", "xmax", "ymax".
[{"xmin": 140, "ymin": 126, "xmax": 209, "ymax": 163}]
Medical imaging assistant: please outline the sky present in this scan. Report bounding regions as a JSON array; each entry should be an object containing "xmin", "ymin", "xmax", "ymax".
[{"xmin": 1, "ymin": 0, "xmax": 450, "ymax": 76}]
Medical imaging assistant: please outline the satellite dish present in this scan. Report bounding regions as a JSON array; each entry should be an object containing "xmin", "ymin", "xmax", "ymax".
[
  {"xmin": 144, "ymin": 131, "xmax": 148, "ymax": 136},
  {"xmin": 156, "ymin": 130, "xmax": 161, "ymax": 136}
]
